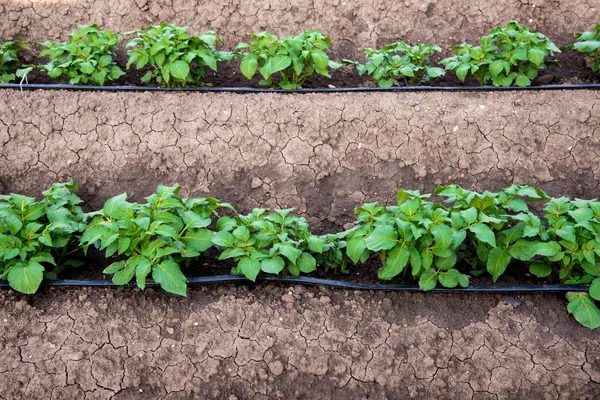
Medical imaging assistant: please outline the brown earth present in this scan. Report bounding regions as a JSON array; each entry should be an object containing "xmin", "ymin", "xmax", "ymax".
[
  {"xmin": 2, "ymin": 89, "xmax": 600, "ymax": 232},
  {"xmin": 2, "ymin": 0, "xmax": 599, "ymax": 55},
  {"xmin": 0, "ymin": 283, "xmax": 599, "ymax": 399}
]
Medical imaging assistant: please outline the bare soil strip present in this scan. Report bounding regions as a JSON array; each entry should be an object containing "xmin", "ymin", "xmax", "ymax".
[
  {"xmin": 2, "ymin": 89, "xmax": 599, "ymax": 231},
  {"xmin": 0, "ymin": 284, "xmax": 598, "ymax": 399}
]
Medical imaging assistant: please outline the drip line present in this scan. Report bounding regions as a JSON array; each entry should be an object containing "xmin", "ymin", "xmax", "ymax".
[
  {"xmin": 2, "ymin": 83, "xmax": 600, "ymax": 93},
  {"xmin": 0, "ymin": 275, "xmax": 589, "ymax": 293}
]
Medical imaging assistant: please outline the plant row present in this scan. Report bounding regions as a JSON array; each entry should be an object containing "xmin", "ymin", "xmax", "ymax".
[
  {"xmin": 2, "ymin": 22, "xmax": 600, "ymax": 89},
  {"xmin": 1, "ymin": 182, "xmax": 600, "ymax": 329}
]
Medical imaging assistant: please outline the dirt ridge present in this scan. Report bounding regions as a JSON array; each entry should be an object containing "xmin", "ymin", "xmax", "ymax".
[{"xmin": 0, "ymin": 284, "xmax": 598, "ymax": 399}]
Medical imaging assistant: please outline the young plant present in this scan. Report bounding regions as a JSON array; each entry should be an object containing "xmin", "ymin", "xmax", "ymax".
[
  {"xmin": 435, "ymin": 184, "xmax": 560, "ymax": 282},
  {"xmin": 34, "ymin": 24, "xmax": 125, "ymax": 85},
  {"xmin": 0, "ymin": 181, "xmax": 86, "ymax": 294},
  {"xmin": 211, "ymin": 208, "xmax": 332, "ymax": 281},
  {"xmin": 126, "ymin": 23, "xmax": 233, "ymax": 87},
  {"xmin": 540, "ymin": 197, "xmax": 600, "ymax": 328},
  {"xmin": 344, "ymin": 189, "xmax": 470, "ymax": 290},
  {"xmin": 80, "ymin": 185, "xmax": 229, "ymax": 296},
  {"xmin": 440, "ymin": 21, "xmax": 560, "ymax": 87},
  {"xmin": 571, "ymin": 24, "xmax": 600, "ymax": 72},
  {"xmin": 0, "ymin": 40, "xmax": 30, "ymax": 83},
  {"xmin": 348, "ymin": 41, "xmax": 445, "ymax": 87},
  {"xmin": 235, "ymin": 30, "xmax": 342, "ymax": 89}
]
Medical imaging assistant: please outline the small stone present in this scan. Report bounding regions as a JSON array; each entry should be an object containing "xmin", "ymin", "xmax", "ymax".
[
  {"xmin": 167, "ymin": 327, "xmax": 174, "ymax": 335},
  {"xmin": 193, "ymin": 322, "xmax": 199, "ymax": 326},
  {"xmin": 502, "ymin": 296, "xmax": 521, "ymax": 308},
  {"xmin": 251, "ymin": 177, "xmax": 262, "ymax": 189},
  {"xmin": 268, "ymin": 360, "xmax": 284, "ymax": 376}
]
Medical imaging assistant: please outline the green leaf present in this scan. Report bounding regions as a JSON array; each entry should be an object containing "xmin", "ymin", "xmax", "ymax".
[
  {"xmin": 410, "ymin": 247, "xmax": 422, "ymax": 276},
  {"xmin": 79, "ymin": 62, "xmax": 94, "ymax": 74},
  {"xmin": 574, "ymin": 41, "xmax": 600, "ymax": 53},
  {"xmin": 7, "ymin": 262, "xmax": 44, "ymax": 294},
  {"xmin": 307, "ymin": 236, "xmax": 325, "ymax": 253},
  {"xmin": 135, "ymin": 258, "xmax": 152, "ymax": 289},
  {"xmin": 296, "ymin": 252, "xmax": 317, "ymax": 273},
  {"xmin": 365, "ymin": 225, "xmax": 398, "ymax": 251},
  {"xmin": 181, "ymin": 228, "xmax": 214, "ymax": 253},
  {"xmin": 103, "ymin": 193, "xmax": 128, "ymax": 218},
  {"xmin": 566, "ymin": 292, "xmax": 600, "ymax": 329},
  {"xmin": 270, "ymin": 56, "xmax": 292, "ymax": 74},
  {"xmin": 509, "ymin": 240, "xmax": 539, "ymax": 261},
  {"xmin": 346, "ymin": 234, "xmax": 367, "ymax": 264},
  {"xmin": 489, "ymin": 60, "xmax": 505, "ymax": 77},
  {"xmin": 239, "ymin": 256, "xmax": 261, "ymax": 282},
  {"xmin": 456, "ymin": 64, "xmax": 470, "ymax": 82},
  {"xmin": 103, "ymin": 261, "xmax": 125, "ymax": 275},
  {"xmin": 460, "ymin": 207, "xmax": 478, "ymax": 225},
  {"xmin": 431, "ymin": 223, "xmax": 453, "ymax": 250},
  {"xmin": 211, "ymin": 231, "xmax": 235, "ymax": 248},
  {"xmin": 113, "ymin": 256, "xmax": 141, "ymax": 285},
  {"xmin": 469, "ymin": 223, "xmax": 496, "ymax": 247},
  {"xmin": 527, "ymin": 48, "xmax": 546, "ymax": 66},
  {"xmin": 515, "ymin": 74, "xmax": 531, "ymax": 87},
  {"xmin": 3, "ymin": 213, "xmax": 23, "ymax": 235},
  {"xmin": 311, "ymin": 50, "xmax": 329, "ymax": 70},
  {"xmin": 534, "ymin": 242, "xmax": 561, "ymax": 257},
  {"xmin": 589, "ymin": 278, "xmax": 600, "ymax": 301},
  {"xmin": 377, "ymin": 244, "xmax": 410, "ymax": 280},
  {"xmin": 438, "ymin": 269, "xmax": 461, "ymax": 288},
  {"xmin": 153, "ymin": 260, "xmax": 187, "ymax": 296},
  {"xmin": 261, "ymin": 256, "xmax": 285, "ymax": 274},
  {"xmin": 529, "ymin": 262, "xmax": 552, "ymax": 278},
  {"xmin": 556, "ymin": 225, "xmax": 576, "ymax": 243},
  {"xmin": 419, "ymin": 269, "xmax": 438, "ymax": 291},
  {"xmin": 435, "ymin": 253, "xmax": 457, "ymax": 271},
  {"xmin": 426, "ymin": 67, "xmax": 445, "ymax": 78},
  {"xmin": 278, "ymin": 243, "xmax": 302, "ymax": 264},
  {"xmin": 486, "ymin": 247, "xmax": 512, "ymax": 282},
  {"xmin": 170, "ymin": 60, "xmax": 190, "ymax": 81},
  {"xmin": 240, "ymin": 56, "xmax": 258, "ymax": 80}
]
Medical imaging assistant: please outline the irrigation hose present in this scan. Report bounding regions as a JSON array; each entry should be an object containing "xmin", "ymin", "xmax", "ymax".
[
  {"xmin": 0, "ymin": 275, "xmax": 589, "ymax": 293},
  {"xmin": 2, "ymin": 83, "xmax": 600, "ymax": 93}
]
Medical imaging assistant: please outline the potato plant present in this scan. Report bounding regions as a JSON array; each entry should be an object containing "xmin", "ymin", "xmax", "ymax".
[
  {"xmin": 0, "ymin": 181, "xmax": 86, "ymax": 294},
  {"xmin": 571, "ymin": 24, "xmax": 600, "ymax": 72},
  {"xmin": 440, "ymin": 21, "xmax": 560, "ymax": 87},
  {"xmin": 80, "ymin": 185, "xmax": 230, "ymax": 296},
  {"xmin": 347, "ymin": 41, "xmax": 445, "ymax": 87},
  {"xmin": 32, "ymin": 24, "xmax": 125, "ymax": 85},
  {"xmin": 126, "ymin": 23, "xmax": 233, "ymax": 87},
  {"xmin": 211, "ymin": 208, "xmax": 343, "ymax": 281},
  {"xmin": 0, "ymin": 40, "xmax": 30, "ymax": 83},
  {"xmin": 235, "ymin": 30, "xmax": 342, "ymax": 89},
  {"xmin": 344, "ymin": 189, "xmax": 470, "ymax": 290},
  {"xmin": 435, "ymin": 185, "xmax": 561, "ymax": 280}
]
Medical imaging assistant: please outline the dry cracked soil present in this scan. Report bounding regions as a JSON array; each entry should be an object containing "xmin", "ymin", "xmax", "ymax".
[
  {"xmin": 2, "ymin": 90, "xmax": 600, "ymax": 232},
  {"xmin": 2, "ymin": 1, "xmax": 600, "ymax": 398},
  {"xmin": 1, "ymin": 284, "xmax": 599, "ymax": 399}
]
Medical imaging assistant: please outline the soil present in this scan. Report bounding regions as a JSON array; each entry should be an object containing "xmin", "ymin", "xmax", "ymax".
[
  {"xmin": 2, "ymin": 89, "xmax": 600, "ymax": 232},
  {"xmin": 2, "ymin": 1, "xmax": 600, "ymax": 398},
  {"xmin": 0, "ymin": 283, "xmax": 598, "ymax": 399}
]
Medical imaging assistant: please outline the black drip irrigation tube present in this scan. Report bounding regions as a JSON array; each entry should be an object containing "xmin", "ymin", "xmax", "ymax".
[
  {"xmin": 2, "ymin": 83, "xmax": 600, "ymax": 93},
  {"xmin": 0, "ymin": 276, "xmax": 589, "ymax": 293}
]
